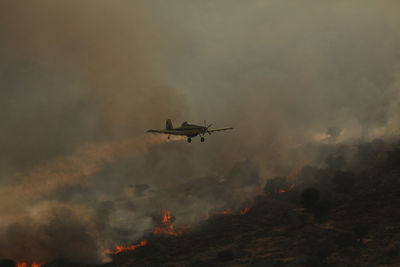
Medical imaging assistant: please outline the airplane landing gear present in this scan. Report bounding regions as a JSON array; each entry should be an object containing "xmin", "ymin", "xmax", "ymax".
[
  {"xmin": 168, "ymin": 136, "xmax": 170, "ymax": 139},
  {"xmin": 200, "ymin": 137, "xmax": 205, "ymax": 142},
  {"xmin": 187, "ymin": 137, "xmax": 192, "ymax": 143}
]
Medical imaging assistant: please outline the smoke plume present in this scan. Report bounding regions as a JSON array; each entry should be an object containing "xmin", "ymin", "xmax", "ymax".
[{"xmin": 0, "ymin": 0, "xmax": 399, "ymax": 264}]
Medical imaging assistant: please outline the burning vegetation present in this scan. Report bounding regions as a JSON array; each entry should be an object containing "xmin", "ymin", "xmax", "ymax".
[
  {"xmin": 16, "ymin": 262, "xmax": 43, "ymax": 267},
  {"xmin": 104, "ymin": 208, "xmax": 186, "ymax": 257},
  {"xmin": 96, "ymin": 138, "xmax": 399, "ymax": 266},
  {"xmin": 104, "ymin": 240, "xmax": 148, "ymax": 255},
  {"xmin": 2, "ymin": 139, "xmax": 400, "ymax": 266},
  {"xmin": 151, "ymin": 208, "xmax": 185, "ymax": 236}
]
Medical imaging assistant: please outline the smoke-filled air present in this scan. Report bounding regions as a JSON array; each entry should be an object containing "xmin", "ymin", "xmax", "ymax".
[{"xmin": 0, "ymin": 0, "xmax": 399, "ymax": 265}]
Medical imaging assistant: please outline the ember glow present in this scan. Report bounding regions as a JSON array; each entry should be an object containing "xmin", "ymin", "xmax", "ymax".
[
  {"xmin": 220, "ymin": 208, "xmax": 233, "ymax": 215},
  {"xmin": 104, "ymin": 240, "xmax": 148, "ymax": 255},
  {"xmin": 240, "ymin": 207, "xmax": 251, "ymax": 215},
  {"xmin": 31, "ymin": 262, "xmax": 43, "ymax": 267},
  {"xmin": 207, "ymin": 206, "xmax": 252, "ymax": 218},
  {"xmin": 152, "ymin": 208, "xmax": 184, "ymax": 236},
  {"xmin": 17, "ymin": 262, "xmax": 43, "ymax": 267},
  {"xmin": 279, "ymin": 184, "xmax": 295, "ymax": 193},
  {"xmin": 104, "ymin": 208, "xmax": 186, "ymax": 256}
]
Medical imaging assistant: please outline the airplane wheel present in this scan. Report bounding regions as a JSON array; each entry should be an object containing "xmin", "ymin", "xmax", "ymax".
[
  {"xmin": 168, "ymin": 136, "xmax": 170, "ymax": 139},
  {"xmin": 187, "ymin": 138, "xmax": 192, "ymax": 143},
  {"xmin": 200, "ymin": 137, "xmax": 205, "ymax": 142}
]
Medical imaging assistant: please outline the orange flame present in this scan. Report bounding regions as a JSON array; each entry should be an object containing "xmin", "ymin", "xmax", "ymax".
[
  {"xmin": 152, "ymin": 208, "xmax": 184, "ymax": 236},
  {"xmin": 105, "ymin": 239, "xmax": 148, "ymax": 255},
  {"xmin": 17, "ymin": 262, "xmax": 43, "ymax": 267},
  {"xmin": 220, "ymin": 208, "xmax": 233, "ymax": 215},
  {"xmin": 240, "ymin": 207, "xmax": 251, "ymax": 215},
  {"xmin": 279, "ymin": 183, "xmax": 295, "ymax": 193},
  {"xmin": 31, "ymin": 262, "xmax": 44, "ymax": 267},
  {"xmin": 105, "ymin": 208, "xmax": 187, "ymax": 255},
  {"xmin": 208, "ymin": 207, "xmax": 251, "ymax": 217}
]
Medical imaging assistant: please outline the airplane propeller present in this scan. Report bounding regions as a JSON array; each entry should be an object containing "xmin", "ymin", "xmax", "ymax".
[{"xmin": 204, "ymin": 120, "xmax": 213, "ymax": 135}]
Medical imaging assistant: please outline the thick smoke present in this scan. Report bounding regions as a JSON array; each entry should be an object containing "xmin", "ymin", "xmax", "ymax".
[
  {"xmin": 0, "ymin": 203, "xmax": 101, "ymax": 264},
  {"xmin": 0, "ymin": 0, "xmax": 184, "ymax": 263},
  {"xmin": 156, "ymin": 0, "xmax": 400, "ymax": 174},
  {"xmin": 0, "ymin": 0, "xmax": 400, "ymax": 264}
]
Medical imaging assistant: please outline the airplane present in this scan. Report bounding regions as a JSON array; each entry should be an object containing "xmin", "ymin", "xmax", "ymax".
[{"xmin": 147, "ymin": 119, "xmax": 233, "ymax": 143}]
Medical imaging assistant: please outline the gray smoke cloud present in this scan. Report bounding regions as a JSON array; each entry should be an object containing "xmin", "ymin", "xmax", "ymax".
[
  {"xmin": 0, "ymin": 0, "xmax": 400, "ymax": 264},
  {"xmin": 157, "ymin": 0, "xmax": 400, "ymax": 173},
  {"xmin": 0, "ymin": 0, "xmax": 185, "ymax": 263},
  {"xmin": 0, "ymin": 202, "xmax": 101, "ymax": 264}
]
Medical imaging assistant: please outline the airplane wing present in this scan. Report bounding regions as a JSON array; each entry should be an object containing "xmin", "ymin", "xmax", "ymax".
[
  {"xmin": 207, "ymin": 127, "xmax": 233, "ymax": 133},
  {"xmin": 147, "ymin": 130, "xmax": 187, "ymax": 136}
]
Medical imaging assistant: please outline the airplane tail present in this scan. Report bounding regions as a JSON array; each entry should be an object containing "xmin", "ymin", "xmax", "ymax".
[{"xmin": 166, "ymin": 119, "xmax": 173, "ymax": 130}]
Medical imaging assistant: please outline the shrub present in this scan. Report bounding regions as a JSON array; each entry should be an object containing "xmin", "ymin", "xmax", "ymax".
[
  {"xmin": 301, "ymin": 187, "xmax": 320, "ymax": 210},
  {"xmin": 0, "ymin": 259, "xmax": 16, "ymax": 267}
]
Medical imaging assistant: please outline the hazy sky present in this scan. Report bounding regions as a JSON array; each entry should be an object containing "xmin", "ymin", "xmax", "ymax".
[{"xmin": 0, "ymin": 0, "xmax": 399, "ymax": 263}]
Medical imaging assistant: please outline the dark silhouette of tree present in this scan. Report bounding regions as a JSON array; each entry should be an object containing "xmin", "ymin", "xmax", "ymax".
[
  {"xmin": 386, "ymin": 148, "xmax": 400, "ymax": 171},
  {"xmin": 301, "ymin": 187, "xmax": 320, "ymax": 210},
  {"xmin": 0, "ymin": 259, "xmax": 15, "ymax": 267}
]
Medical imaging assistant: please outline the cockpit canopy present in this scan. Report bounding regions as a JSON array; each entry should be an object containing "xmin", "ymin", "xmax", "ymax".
[{"xmin": 181, "ymin": 121, "xmax": 189, "ymax": 126}]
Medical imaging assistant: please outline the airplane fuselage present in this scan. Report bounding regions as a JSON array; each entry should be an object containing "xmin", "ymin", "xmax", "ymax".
[
  {"xmin": 165, "ymin": 123, "xmax": 207, "ymax": 137},
  {"xmin": 147, "ymin": 120, "xmax": 233, "ymax": 143}
]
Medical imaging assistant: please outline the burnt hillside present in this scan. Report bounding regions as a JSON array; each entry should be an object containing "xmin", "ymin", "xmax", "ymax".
[
  {"xmin": 4, "ymin": 140, "xmax": 400, "ymax": 267},
  {"xmin": 102, "ymin": 140, "xmax": 400, "ymax": 266}
]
